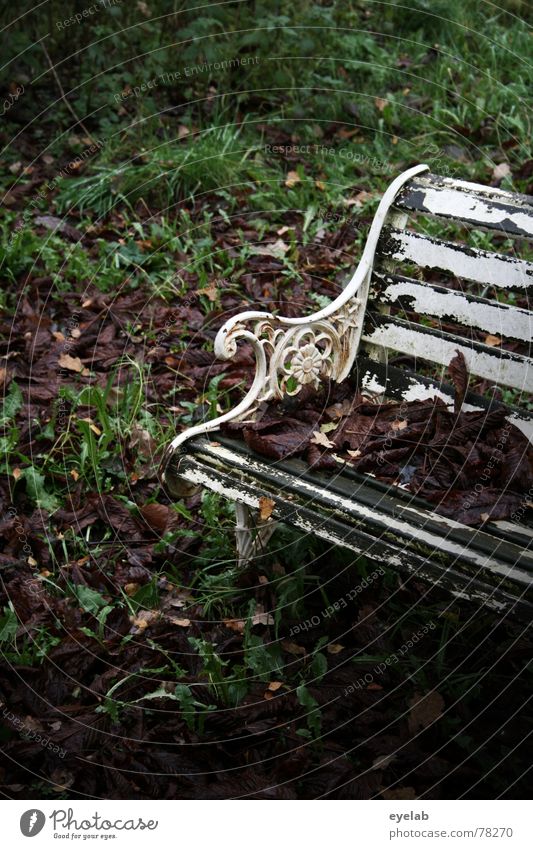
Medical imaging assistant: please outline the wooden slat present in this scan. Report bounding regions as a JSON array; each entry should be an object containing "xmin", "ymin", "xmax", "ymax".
[
  {"xmin": 361, "ymin": 313, "xmax": 533, "ymax": 392},
  {"xmin": 371, "ymin": 270, "xmax": 532, "ymax": 343},
  {"xmin": 378, "ymin": 226, "xmax": 533, "ymax": 289},
  {"xmin": 357, "ymin": 355, "xmax": 533, "ymax": 442},
  {"xmin": 173, "ymin": 438, "xmax": 533, "ymax": 618},
  {"xmin": 395, "ymin": 173, "xmax": 533, "ymax": 239}
]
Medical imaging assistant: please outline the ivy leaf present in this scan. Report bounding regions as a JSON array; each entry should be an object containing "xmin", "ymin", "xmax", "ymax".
[
  {"xmin": 22, "ymin": 466, "xmax": 60, "ymax": 513},
  {"xmin": 1, "ymin": 381, "xmax": 23, "ymax": 422}
]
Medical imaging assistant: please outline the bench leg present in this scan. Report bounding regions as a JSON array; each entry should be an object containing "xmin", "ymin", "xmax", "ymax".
[{"xmin": 234, "ymin": 502, "xmax": 277, "ymax": 567}]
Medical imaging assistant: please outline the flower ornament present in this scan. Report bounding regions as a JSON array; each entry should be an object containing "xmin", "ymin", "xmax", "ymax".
[{"xmin": 288, "ymin": 342, "xmax": 324, "ymax": 385}]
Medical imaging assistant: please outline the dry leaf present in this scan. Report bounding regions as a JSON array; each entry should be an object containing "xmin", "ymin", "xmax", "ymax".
[
  {"xmin": 375, "ymin": 97, "xmax": 388, "ymax": 112},
  {"xmin": 124, "ymin": 583, "xmax": 140, "ymax": 596},
  {"xmin": 372, "ymin": 752, "xmax": 397, "ymax": 771},
  {"xmin": 285, "ymin": 170, "xmax": 301, "ymax": 188},
  {"xmin": 408, "ymin": 690, "xmax": 445, "ymax": 733},
  {"xmin": 171, "ymin": 618, "xmax": 191, "ymax": 627},
  {"xmin": 140, "ymin": 502, "xmax": 170, "ymax": 532},
  {"xmin": 223, "ymin": 618, "xmax": 246, "ymax": 633},
  {"xmin": 267, "ymin": 681, "xmax": 283, "ymax": 691},
  {"xmin": 448, "ymin": 349, "xmax": 469, "ymax": 414},
  {"xmin": 70, "ymin": 469, "xmax": 79, "ymax": 481},
  {"xmin": 277, "ymin": 225, "xmax": 290, "ymax": 235},
  {"xmin": 391, "ymin": 419, "xmax": 408, "ymax": 431},
  {"xmin": 281, "ymin": 640, "xmax": 306, "ymax": 656},
  {"xmin": 58, "ymin": 353, "xmax": 89, "ymax": 375},
  {"xmin": 315, "ymin": 179, "xmax": 326, "ymax": 190},
  {"xmin": 484, "ymin": 334, "xmax": 502, "ymax": 347},
  {"xmin": 251, "ymin": 607, "xmax": 274, "ymax": 626},
  {"xmin": 178, "ymin": 124, "xmax": 190, "ymax": 138},
  {"xmin": 259, "ymin": 496, "xmax": 275, "ymax": 521},
  {"xmin": 382, "ymin": 787, "xmax": 417, "ymax": 799},
  {"xmin": 347, "ymin": 449, "xmax": 362, "ymax": 459},
  {"xmin": 251, "ymin": 239, "xmax": 289, "ymax": 259},
  {"xmin": 492, "ymin": 162, "xmax": 511, "ymax": 181},
  {"xmin": 327, "ymin": 643, "xmax": 345, "ymax": 655},
  {"xmin": 311, "ymin": 430, "xmax": 335, "ymax": 448},
  {"xmin": 79, "ymin": 417, "xmax": 101, "ymax": 435},
  {"xmin": 12, "ymin": 467, "xmax": 22, "ymax": 480}
]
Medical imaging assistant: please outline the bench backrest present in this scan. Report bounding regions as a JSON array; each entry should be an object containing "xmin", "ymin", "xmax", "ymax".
[{"xmin": 359, "ymin": 172, "xmax": 533, "ymax": 438}]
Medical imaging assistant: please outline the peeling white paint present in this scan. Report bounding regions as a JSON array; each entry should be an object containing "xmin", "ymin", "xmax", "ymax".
[
  {"xmin": 385, "ymin": 228, "xmax": 532, "ymax": 289},
  {"xmin": 376, "ymin": 278, "xmax": 532, "ymax": 342},
  {"xmin": 362, "ymin": 321, "xmax": 532, "ymax": 392}
]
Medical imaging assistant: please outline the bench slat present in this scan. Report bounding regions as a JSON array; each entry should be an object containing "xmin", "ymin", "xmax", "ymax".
[
  {"xmin": 361, "ymin": 313, "xmax": 533, "ymax": 392},
  {"xmin": 357, "ymin": 355, "xmax": 533, "ymax": 442},
  {"xmin": 395, "ymin": 174, "xmax": 533, "ymax": 239},
  {"xmin": 173, "ymin": 438, "xmax": 533, "ymax": 618},
  {"xmin": 371, "ymin": 271, "xmax": 532, "ymax": 343},
  {"xmin": 379, "ymin": 227, "xmax": 533, "ymax": 289}
]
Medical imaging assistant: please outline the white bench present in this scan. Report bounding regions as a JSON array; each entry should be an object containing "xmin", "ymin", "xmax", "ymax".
[{"xmin": 161, "ymin": 165, "xmax": 533, "ymax": 619}]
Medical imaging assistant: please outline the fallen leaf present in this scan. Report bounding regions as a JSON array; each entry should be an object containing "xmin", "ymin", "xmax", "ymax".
[
  {"xmin": 315, "ymin": 179, "xmax": 326, "ymax": 190},
  {"xmin": 311, "ymin": 430, "xmax": 335, "ymax": 448},
  {"xmin": 391, "ymin": 419, "xmax": 407, "ymax": 431},
  {"xmin": 171, "ymin": 618, "xmax": 191, "ymax": 627},
  {"xmin": 251, "ymin": 606, "xmax": 274, "ymax": 626},
  {"xmin": 79, "ymin": 417, "xmax": 101, "ymax": 435},
  {"xmin": 327, "ymin": 643, "xmax": 345, "ymax": 654},
  {"xmin": 267, "ymin": 681, "xmax": 283, "ymax": 691},
  {"xmin": 140, "ymin": 502, "xmax": 170, "ymax": 532},
  {"xmin": 250, "ymin": 239, "xmax": 289, "ymax": 259},
  {"xmin": 372, "ymin": 752, "xmax": 397, "ymax": 770},
  {"xmin": 223, "ymin": 618, "xmax": 246, "ymax": 633},
  {"xmin": 408, "ymin": 691, "xmax": 445, "ymax": 733},
  {"xmin": 492, "ymin": 162, "xmax": 511, "ymax": 181},
  {"xmin": 484, "ymin": 334, "xmax": 502, "ymax": 347},
  {"xmin": 259, "ymin": 496, "xmax": 275, "ymax": 521},
  {"xmin": 448, "ymin": 350, "xmax": 468, "ymax": 413},
  {"xmin": 375, "ymin": 97, "xmax": 388, "ymax": 111},
  {"xmin": 285, "ymin": 170, "xmax": 301, "ymax": 188},
  {"xmin": 383, "ymin": 787, "xmax": 417, "ymax": 799},
  {"xmin": 281, "ymin": 640, "xmax": 306, "ymax": 656},
  {"xmin": 58, "ymin": 353, "xmax": 89, "ymax": 375}
]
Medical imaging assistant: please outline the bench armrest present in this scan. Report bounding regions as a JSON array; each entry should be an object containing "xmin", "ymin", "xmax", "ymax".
[{"xmin": 160, "ymin": 164, "xmax": 428, "ymax": 489}]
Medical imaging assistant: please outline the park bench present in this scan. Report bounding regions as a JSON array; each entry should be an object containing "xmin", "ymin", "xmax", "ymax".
[{"xmin": 160, "ymin": 164, "xmax": 533, "ymax": 620}]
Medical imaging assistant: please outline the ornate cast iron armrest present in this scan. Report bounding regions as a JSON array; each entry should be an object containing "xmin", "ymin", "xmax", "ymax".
[{"xmin": 160, "ymin": 164, "xmax": 428, "ymax": 493}]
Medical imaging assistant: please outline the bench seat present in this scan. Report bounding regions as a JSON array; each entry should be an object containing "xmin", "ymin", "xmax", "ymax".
[{"xmin": 161, "ymin": 164, "xmax": 533, "ymax": 621}]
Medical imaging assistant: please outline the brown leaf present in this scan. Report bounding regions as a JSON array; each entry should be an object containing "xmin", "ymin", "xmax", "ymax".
[
  {"xmin": 484, "ymin": 334, "xmax": 502, "ymax": 347},
  {"xmin": 448, "ymin": 350, "xmax": 468, "ymax": 413},
  {"xmin": 58, "ymin": 353, "xmax": 89, "ymax": 375},
  {"xmin": 139, "ymin": 503, "xmax": 170, "ymax": 532},
  {"xmin": 492, "ymin": 162, "xmax": 511, "ymax": 182},
  {"xmin": 311, "ymin": 430, "xmax": 335, "ymax": 448},
  {"xmin": 408, "ymin": 691, "xmax": 445, "ymax": 734},
  {"xmin": 285, "ymin": 170, "xmax": 301, "ymax": 188},
  {"xmin": 375, "ymin": 97, "xmax": 388, "ymax": 112},
  {"xmin": 267, "ymin": 681, "xmax": 283, "ymax": 691},
  {"xmin": 281, "ymin": 640, "xmax": 306, "ymax": 656},
  {"xmin": 259, "ymin": 496, "xmax": 275, "ymax": 521}
]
